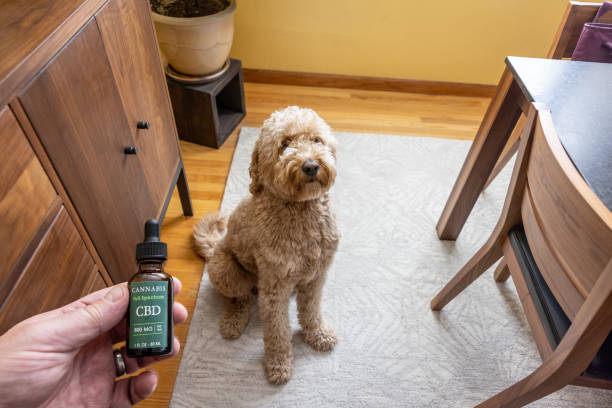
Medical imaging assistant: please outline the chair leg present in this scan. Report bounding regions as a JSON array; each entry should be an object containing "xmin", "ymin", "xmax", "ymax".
[
  {"xmin": 476, "ymin": 362, "xmax": 573, "ymax": 408},
  {"xmin": 483, "ymin": 114, "xmax": 525, "ymax": 190},
  {"xmin": 493, "ymin": 258, "xmax": 510, "ymax": 282},
  {"xmin": 431, "ymin": 106, "xmax": 540, "ymax": 311},
  {"xmin": 431, "ymin": 239, "xmax": 503, "ymax": 310}
]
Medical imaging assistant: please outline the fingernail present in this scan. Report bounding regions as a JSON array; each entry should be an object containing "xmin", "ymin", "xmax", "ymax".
[
  {"xmin": 146, "ymin": 372, "xmax": 158, "ymax": 397},
  {"xmin": 104, "ymin": 285, "xmax": 125, "ymax": 302}
]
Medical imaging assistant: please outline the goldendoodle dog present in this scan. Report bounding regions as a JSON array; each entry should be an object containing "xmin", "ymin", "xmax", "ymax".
[{"xmin": 193, "ymin": 106, "xmax": 340, "ymax": 384}]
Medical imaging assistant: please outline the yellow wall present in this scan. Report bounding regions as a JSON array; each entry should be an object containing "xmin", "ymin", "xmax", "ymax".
[{"xmin": 229, "ymin": 0, "xmax": 572, "ymax": 85}]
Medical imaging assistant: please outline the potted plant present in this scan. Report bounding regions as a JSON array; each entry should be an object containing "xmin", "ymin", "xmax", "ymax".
[{"xmin": 151, "ymin": 0, "xmax": 237, "ymax": 77}]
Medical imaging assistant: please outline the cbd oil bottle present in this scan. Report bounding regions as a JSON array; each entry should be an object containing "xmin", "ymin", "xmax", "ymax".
[{"xmin": 126, "ymin": 219, "xmax": 173, "ymax": 357}]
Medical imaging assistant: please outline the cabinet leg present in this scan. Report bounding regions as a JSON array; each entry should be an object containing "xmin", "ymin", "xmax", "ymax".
[{"xmin": 177, "ymin": 165, "xmax": 193, "ymax": 216}]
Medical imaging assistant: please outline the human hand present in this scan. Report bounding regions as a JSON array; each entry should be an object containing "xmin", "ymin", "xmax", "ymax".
[{"xmin": 0, "ymin": 278, "xmax": 188, "ymax": 408}]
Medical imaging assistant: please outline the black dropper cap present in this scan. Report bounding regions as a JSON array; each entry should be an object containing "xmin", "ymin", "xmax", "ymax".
[{"xmin": 136, "ymin": 219, "xmax": 167, "ymax": 262}]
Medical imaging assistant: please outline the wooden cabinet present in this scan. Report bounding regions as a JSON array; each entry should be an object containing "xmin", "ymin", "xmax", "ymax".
[
  {"xmin": 20, "ymin": 19, "xmax": 159, "ymax": 285},
  {"xmin": 0, "ymin": 0, "xmax": 192, "ymax": 333}
]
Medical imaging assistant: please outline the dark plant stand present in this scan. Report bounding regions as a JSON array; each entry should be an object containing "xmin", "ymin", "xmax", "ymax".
[{"xmin": 166, "ymin": 58, "xmax": 246, "ymax": 148}]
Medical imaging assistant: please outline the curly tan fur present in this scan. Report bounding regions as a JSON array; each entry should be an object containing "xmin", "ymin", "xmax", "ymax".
[
  {"xmin": 194, "ymin": 106, "xmax": 340, "ymax": 384},
  {"xmin": 193, "ymin": 212, "xmax": 228, "ymax": 260}
]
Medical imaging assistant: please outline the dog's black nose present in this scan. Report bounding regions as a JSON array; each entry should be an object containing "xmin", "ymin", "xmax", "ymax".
[{"xmin": 302, "ymin": 160, "xmax": 319, "ymax": 177}]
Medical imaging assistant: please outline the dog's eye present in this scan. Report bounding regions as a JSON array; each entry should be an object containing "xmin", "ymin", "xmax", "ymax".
[
  {"xmin": 313, "ymin": 137, "xmax": 321, "ymax": 144},
  {"xmin": 281, "ymin": 140, "xmax": 290, "ymax": 149}
]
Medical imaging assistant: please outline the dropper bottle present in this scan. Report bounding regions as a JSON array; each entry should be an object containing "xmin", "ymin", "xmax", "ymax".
[{"xmin": 126, "ymin": 219, "xmax": 174, "ymax": 357}]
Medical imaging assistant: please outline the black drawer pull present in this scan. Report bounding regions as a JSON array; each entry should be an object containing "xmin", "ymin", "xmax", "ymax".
[
  {"xmin": 124, "ymin": 146, "xmax": 138, "ymax": 155},
  {"xmin": 137, "ymin": 121, "xmax": 150, "ymax": 129}
]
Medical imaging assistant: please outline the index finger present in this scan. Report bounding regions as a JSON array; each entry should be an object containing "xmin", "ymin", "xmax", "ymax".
[{"xmin": 60, "ymin": 277, "xmax": 182, "ymax": 314}]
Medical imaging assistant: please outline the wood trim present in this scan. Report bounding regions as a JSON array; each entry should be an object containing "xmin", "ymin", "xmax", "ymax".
[
  {"xmin": 9, "ymin": 99, "xmax": 113, "ymax": 286},
  {"xmin": 243, "ymin": 68, "xmax": 496, "ymax": 98}
]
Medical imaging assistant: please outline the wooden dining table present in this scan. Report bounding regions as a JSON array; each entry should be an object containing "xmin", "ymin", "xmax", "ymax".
[{"xmin": 436, "ymin": 56, "xmax": 612, "ymax": 240}]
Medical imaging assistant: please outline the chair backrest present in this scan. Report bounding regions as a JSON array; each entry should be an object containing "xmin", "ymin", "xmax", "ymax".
[
  {"xmin": 547, "ymin": 1, "xmax": 602, "ymax": 59},
  {"xmin": 521, "ymin": 107, "xmax": 612, "ymax": 320},
  {"xmin": 599, "ymin": 6, "xmax": 612, "ymax": 22}
]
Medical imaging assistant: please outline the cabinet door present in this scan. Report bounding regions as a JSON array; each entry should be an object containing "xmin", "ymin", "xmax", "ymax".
[
  {"xmin": 0, "ymin": 207, "xmax": 96, "ymax": 334},
  {"xmin": 19, "ymin": 19, "xmax": 157, "ymax": 283},
  {"xmin": 0, "ymin": 106, "xmax": 58, "ymax": 302},
  {"xmin": 96, "ymin": 0, "xmax": 180, "ymax": 206}
]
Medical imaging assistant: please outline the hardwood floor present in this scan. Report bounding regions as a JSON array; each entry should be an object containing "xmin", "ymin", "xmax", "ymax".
[{"xmin": 137, "ymin": 82, "xmax": 490, "ymax": 407}]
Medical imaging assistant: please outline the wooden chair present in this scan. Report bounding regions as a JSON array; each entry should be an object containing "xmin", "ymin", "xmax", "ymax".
[
  {"xmin": 483, "ymin": 1, "xmax": 602, "ymax": 190},
  {"xmin": 431, "ymin": 103, "xmax": 612, "ymax": 407}
]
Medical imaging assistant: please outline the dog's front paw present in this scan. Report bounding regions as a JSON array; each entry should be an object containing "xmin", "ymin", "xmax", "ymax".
[
  {"xmin": 219, "ymin": 297, "xmax": 250, "ymax": 339},
  {"xmin": 264, "ymin": 356, "xmax": 293, "ymax": 385},
  {"xmin": 219, "ymin": 314, "xmax": 247, "ymax": 339},
  {"xmin": 303, "ymin": 326, "xmax": 337, "ymax": 351}
]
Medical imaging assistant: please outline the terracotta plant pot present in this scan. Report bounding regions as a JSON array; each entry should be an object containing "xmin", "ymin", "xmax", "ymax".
[{"xmin": 152, "ymin": 0, "xmax": 236, "ymax": 76}]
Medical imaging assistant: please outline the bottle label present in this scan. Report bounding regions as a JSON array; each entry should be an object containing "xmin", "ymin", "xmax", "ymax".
[{"xmin": 129, "ymin": 281, "xmax": 168, "ymax": 349}]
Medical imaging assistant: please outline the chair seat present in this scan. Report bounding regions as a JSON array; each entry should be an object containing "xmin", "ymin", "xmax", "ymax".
[{"xmin": 509, "ymin": 226, "xmax": 612, "ymax": 380}]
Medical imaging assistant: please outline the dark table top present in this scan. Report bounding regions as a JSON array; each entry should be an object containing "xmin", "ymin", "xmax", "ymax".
[{"xmin": 505, "ymin": 56, "xmax": 612, "ymax": 211}]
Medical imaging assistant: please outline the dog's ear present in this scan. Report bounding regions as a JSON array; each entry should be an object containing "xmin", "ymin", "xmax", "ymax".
[{"xmin": 249, "ymin": 140, "xmax": 263, "ymax": 194}]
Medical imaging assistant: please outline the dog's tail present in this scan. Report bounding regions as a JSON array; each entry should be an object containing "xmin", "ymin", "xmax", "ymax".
[{"xmin": 193, "ymin": 212, "xmax": 229, "ymax": 261}]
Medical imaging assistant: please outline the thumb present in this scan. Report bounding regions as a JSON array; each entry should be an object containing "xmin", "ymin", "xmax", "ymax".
[{"xmin": 52, "ymin": 284, "xmax": 129, "ymax": 349}]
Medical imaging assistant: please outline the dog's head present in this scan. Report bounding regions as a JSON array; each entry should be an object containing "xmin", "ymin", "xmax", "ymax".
[{"xmin": 249, "ymin": 106, "xmax": 337, "ymax": 202}]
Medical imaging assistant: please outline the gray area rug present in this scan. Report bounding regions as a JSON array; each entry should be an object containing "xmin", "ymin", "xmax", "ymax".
[{"xmin": 171, "ymin": 127, "xmax": 612, "ymax": 407}]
